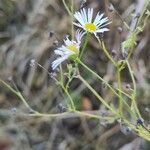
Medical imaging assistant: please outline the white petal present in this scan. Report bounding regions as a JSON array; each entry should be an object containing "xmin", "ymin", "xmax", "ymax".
[
  {"xmin": 54, "ymin": 49, "xmax": 64, "ymax": 56},
  {"xmin": 88, "ymin": 8, "xmax": 93, "ymax": 23},
  {"xmin": 75, "ymin": 29, "xmax": 85, "ymax": 45},
  {"xmin": 81, "ymin": 8, "xmax": 88, "ymax": 23},
  {"xmin": 52, "ymin": 55, "xmax": 69, "ymax": 70},
  {"xmin": 97, "ymin": 21, "xmax": 111, "ymax": 28},
  {"xmin": 95, "ymin": 28, "xmax": 109, "ymax": 33},
  {"xmin": 96, "ymin": 17, "xmax": 109, "ymax": 26},
  {"xmin": 93, "ymin": 13, "xmax": 104, "ymax": 25},
  {"xmin": 73, "ymin": 22, "xmax": 84, "ymax": 29},
  {"xmin": 54, "ymin": 46, "xmax": 74, "ymax": 57},
  {"xmin": 64, "ymin": 48, "xmax": 75, "ymax": 55},
  {"xmin": 74, "ymin": 11, "xmax": 85, "ymax": 26},
  {"xmin": 64, "ymin": 37, "xmax": 72, "ymax": 46}
]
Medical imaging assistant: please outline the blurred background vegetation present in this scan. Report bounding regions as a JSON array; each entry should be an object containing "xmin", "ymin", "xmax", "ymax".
[{"xmin": 0, "ymin": 0, "xmax": 150, "ymax": 149}]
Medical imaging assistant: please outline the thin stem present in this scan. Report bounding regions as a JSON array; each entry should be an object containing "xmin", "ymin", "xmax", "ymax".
[
  {"xmin": 75, "ymin": 110, "xmax": 114, "ymax": 120},
  {"xmin": 29, "ymin": 110, "xmax": 114, "ymax": 120},
  {"xmin": 116, "ymin": 88, "xmax": 132, "ymax": 99},
  {"xmin": 141, "ymin": 13, "xmax": 150, "ymax": 31},
  {"xmin": 126, "ymin": 60, "xmax": 141, "ymax": 118},
  {"xmin": 35, "ymin": 61, "xmax": 52, "ymax": 76},
  {"xmin": 97, "ymin": 37, "xmax": 116, "ymax": 66},
  {"xmin": 113, "ymin": 7, "xmax": 131, "ymax": 31},
  {"xmin": 62, "ymin": 0, "xmax": 72, "ymax": 16},
  {"xmin": 34, "ymin": 61, "xmax": 74, "ymax": 111},
  {"xmin": 61, "ymin": 85, "xmax": 76, "ymax": 111},
  {"xmin": 135, "ymin": 0, "xmax": 150, "ymax": 33},
  {"xmin": 77, "ymin": 59, "xmax": 136, "ymax": 117},
  {"xmin": 127, "ymin": 47, "xmax": 134, "ymax": 61},
  {"xmin": 59, "ymin": 64, "xmax": 64, "ymax": 85},
  {"xmin": 78, "ymin": 75, "xmax": 117, "ymax": 115},
  {"xmin": 33, "ymin": 61, "xmax": 75, "ymax": 111},
  {"xmin": 79, "ymin": 33, "xmax": 90, "ymax": 59},
  {"xmin": 78, "ymin": 59, "xmax": 122, "ymax": 98},
  {"xmin": 0, "ymin": 79, "xmax": 37, "ymax": 113},
  {"xmin": 0, "ymin": 78, "xmax": 114, "ymax": 119},
  {"xmin": 65, "ymin": 72, "xmax": 75, "ymax": 90},
  {"xmin": 29, "ymin": 112, "xmax": 69, "ymax": 117},
  {"xmin": 117, "ymin": 67, "xmax": 123, "ymax": 115},
  {"xmin": 126, "ymin": 1, "xmax": 150, "ymax": 60}
]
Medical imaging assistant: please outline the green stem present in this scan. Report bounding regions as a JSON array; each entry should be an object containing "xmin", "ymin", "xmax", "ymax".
[
  {"xmin": 78, "ymin": 75, "xmax": 117, "ymax": 115},
  {"xmin": 29, "ymin": 110, "xmax": 114, "ymax": 120},
  {"xmin": 75, "ymin": 110, "xmax": 114, "ymax": 120},
  {"xmin": 126, "ymin": 1, "xmax": 150, "ymax": 60},
  {"xmin": 117, "ymin": 67, "xmax": 123, "ymax": 115},
  {"xmin": 78, "ymin": 59, "xmax": 121, "ymax": 98},
  {"xmin": 97, "ymin": 38, "xmax": 116, "ymax": 66},
  {"xmin": 79, "ymin": 33, "xmax": 90, "ymax": 59},
  {"xmin": 62, "ymin": 0, "xmax": 72, "ymax": 16},
  {"xmin": 61, "ymin": 85, "xmax": 75, "ymax": 111},
  {"xmin": 0, "ymin": 79, "xmax": 37, "ymax": 113},
  {"xmin": 126, "ymin": 60, "xmax": 141, "ymax": 118},
  {"xmin": 65, "ymin": 72, "xmax": 75, "ymax": 90},
  {"xmin": 116, "ymin": 88, "xmax": 132, "ymax": 99},
  {"xmin": 60, "ymin": 64, "xmax": 64, "ymax": 85},
  {"xmin": 77, "ymin": 59, "xmax": 136, "ymax": 117},
  {"xmin": 113, "ymin": 8, "xmax": 131, "ymax": 31},
  {"xmin": 135, "ymin": 0, "xmax": 150, "ymax": 33}
]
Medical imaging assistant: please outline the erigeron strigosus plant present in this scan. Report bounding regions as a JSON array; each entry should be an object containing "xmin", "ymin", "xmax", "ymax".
[{"xmin": 0, "ymin": 0, "xmax": 150, "ymax": 141}]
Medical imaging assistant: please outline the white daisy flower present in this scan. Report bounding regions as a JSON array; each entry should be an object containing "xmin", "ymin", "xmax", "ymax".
[
  {"xmin": 74, "ymin": 8, "xmax": 110, "ymax": 36},
  {"xmin": 52, "ymin": 30, "xmax": 85, "ymax": 70}
]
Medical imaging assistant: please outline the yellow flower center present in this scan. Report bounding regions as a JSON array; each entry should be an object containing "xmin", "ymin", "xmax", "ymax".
[
  {"xmin": 67, "ymin": 44, "xmax": 79, "ymax": 54},
  {"xmin": 84, "ymin": 23, "xmax": 96, "ymax": 32}
]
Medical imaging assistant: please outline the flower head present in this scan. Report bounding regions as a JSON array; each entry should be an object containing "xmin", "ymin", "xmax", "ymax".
[
  {"xmin": 52, "ymin": 30, "xmax": 84, "ymax": 70},
  {"xmin": 74, "ymin": 8, "xmax": 110, "ymax": 36}
]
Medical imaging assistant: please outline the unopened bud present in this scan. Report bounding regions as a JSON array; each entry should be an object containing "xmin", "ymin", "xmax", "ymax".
[
  {"xmin": 30, "ymin": 59, "xmax": 35, "ymax": 67},
  {"xmin": 80, "ymin": 0, "xmax": 87, "ymax": 9},
  {"xmin": 11, "ymin": 107, "xmax": 17, "ymax": 114},
  {"xmin": 102, "ymin": 82, "xmax": 107, "ymax": 89},
  {"xmin": 137, "ymin": 118, "xmax": 144, "ymax": 125},
  {"xmin": 117, "ymin": 27, "xmax": 123, "ymax": 33},
  {"xmin": 125, "ymin": 84, "xmax": 131, "ymax": 90},
  {"xmin": 111, "ymin": 50, "xmax": 117, "ymax": 58},
  {"xmin": 120, "ymin": 124, "xmax": 132, "ymax": 135},
  {"xmin": 8, "ymin": 76, "xmax": 13, "ymax": 82},
  {"xmin": 145, "ymin": 107, "xmax": 150, "ymax": 112},
  {"xmin": 53, "ymin": 40, "xmax": 59, "ymax": 46},
  {"xmin": 108, "ymin": 4, "xmax": 114, "ymax": 12},
  {"xmin": 49, "ymin": 31, "xmax": 55, "ymax": 38},
  {"xmin": 135, "ymin": 13, "xmax": 140, "ymax": 18},
  {"xmin": 57, "ymin": 103, "xmax": 66, "ymax": 112}
]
